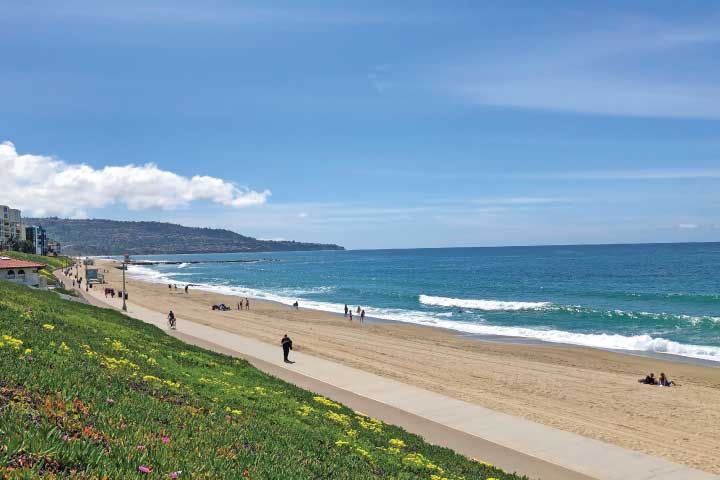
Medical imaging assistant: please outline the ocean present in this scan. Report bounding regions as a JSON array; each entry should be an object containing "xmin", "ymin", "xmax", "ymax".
[{"xmin": 123, "ymin": 243, "xmax": 720, "ymax": 362}]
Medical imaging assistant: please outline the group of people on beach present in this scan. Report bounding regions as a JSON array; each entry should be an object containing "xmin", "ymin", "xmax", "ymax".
[
  {"xmin": 344, "ymin": 304, "xmax": 365, "ymax": 323},
  {"xmin": 168, "ymin": 284, "xmax": 190, "ymax": 294},
  {"xmin": 237, "ymin": 298, "xmax": 250, "ymax": 310},
  {"xmin": 638, "ymin": 372, "xmax": 676, "ymax": 387}
]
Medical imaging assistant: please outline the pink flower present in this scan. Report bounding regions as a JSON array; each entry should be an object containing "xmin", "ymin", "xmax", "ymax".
[
  {"xmin": 106, "ymin": 398, "xmax": 115, "ymax": 404},
  {"xmin": 138, "ymin": 466, "xmax": 152, "ymax": 473},
  {"xmin": 161, "ymin": 436, "xmax": 171, "ymax": 444},
  {"xmin": 225, "ymin": 415, "xmax": 231, "ymax": 421},
  {"xmin": 170, "ymin": 471, "xmax": 182, "ymax": 478},
  {"xmin": 62, "ymin": 434, "xmax": 69, "ymax": 442},
  {"xmin": 136, "ymin": 445, "xmax": 146, "ymax": 450}
]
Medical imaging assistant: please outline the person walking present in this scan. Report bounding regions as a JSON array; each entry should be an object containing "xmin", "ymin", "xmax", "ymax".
[
  {"xmin": 360, "ymin": 309, "xmax": 365, "ymax": 323},
  {"xmin": 281, "ymin": 334, "xmax": 293, "ymax": 363},
  {"xmin": 184, "ymin": 285, "xmax": 189, "ymax": 294},
  {"xmin": 344, "ymin": 304, "xmax": 348, "ymax": 317},
  {"xmin": 167, "ymin": 310, "xmax": 176, "ymax": 329},
  {"xmin": 349, "ymin": 310, "xmax": 353, "ymax": 321},
  {"xmin": 245, "ymin": 298, "xmax": 250, "ymax": 310}
]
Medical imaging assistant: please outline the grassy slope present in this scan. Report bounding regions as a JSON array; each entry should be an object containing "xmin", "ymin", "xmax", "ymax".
[
  {"xmin": 0, "ymin": 251, "xmax": 71, "ymax": 286},
  {"xmin": 0, "ymin": 281, "xmax": 525, "ymax": 480}
]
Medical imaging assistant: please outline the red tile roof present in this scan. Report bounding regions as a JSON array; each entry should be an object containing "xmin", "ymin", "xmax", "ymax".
[{"xmin": 0, "ymin": 258, "xmax": 46, "ymax": 269}]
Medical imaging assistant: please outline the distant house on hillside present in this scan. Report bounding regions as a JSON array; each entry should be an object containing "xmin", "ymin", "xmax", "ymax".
[{"xmin": 0, "ymin": 257, "xmax": 46, "ymax": 287}]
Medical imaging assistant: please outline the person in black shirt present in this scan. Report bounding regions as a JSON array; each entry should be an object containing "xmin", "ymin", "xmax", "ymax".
[
  {"xmin": 638, "ymin": 373, "xmax": 656, "ymax": 385},
  {"xmin": 281, "ymin": 334, "xmax": 293, "ymax": 363}
]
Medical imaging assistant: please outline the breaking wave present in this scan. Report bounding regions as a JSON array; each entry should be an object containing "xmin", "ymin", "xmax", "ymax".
[{"xmin": 419, "ymin": 295, "xmax": 550, "ymax": 311}]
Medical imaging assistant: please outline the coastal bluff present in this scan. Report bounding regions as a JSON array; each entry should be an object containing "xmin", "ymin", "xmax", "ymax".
[{"xmin": 25, "ymin": 218, "xmax": 344, "ymax": 256}]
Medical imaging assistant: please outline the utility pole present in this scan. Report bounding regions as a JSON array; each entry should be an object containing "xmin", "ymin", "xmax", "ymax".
[{"xmin": 122, "ymin": 253, "xmax": 128, "ymax": 311}]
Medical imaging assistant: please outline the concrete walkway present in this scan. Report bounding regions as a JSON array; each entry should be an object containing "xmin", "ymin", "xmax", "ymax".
[{"xmin": 70, "ymin": 278, "xmax": 717, "ymax": 480}]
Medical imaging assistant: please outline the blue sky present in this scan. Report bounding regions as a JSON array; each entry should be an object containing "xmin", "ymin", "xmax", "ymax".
[{"xmin": 1, "ymin": 0, "xmax": 719, "ymax": 249}]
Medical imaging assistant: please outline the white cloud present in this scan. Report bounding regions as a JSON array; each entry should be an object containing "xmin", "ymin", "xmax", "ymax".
[
  {"xmin": 677, "ymin": 223, "xmax": 700, "ymax": 229},
  {"xmin": 0, "ymin": 141, "xmax": 270, "ymax": 217}
]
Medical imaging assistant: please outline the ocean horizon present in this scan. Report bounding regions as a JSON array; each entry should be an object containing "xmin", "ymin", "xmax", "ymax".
[{"xmin": 120, "ymin": 242, "xmax": 720, "ymax": 363}]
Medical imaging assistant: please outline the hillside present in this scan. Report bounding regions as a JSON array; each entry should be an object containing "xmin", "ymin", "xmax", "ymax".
[
  {"xmin": 0, "ymin": 281, "xmax": 519, "ymax": 479},
  {"xmin": 25, "ymin": 218, "xmax": 344, "ymax": 255}
]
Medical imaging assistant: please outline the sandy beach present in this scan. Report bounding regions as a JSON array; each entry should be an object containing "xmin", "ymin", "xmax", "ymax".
[{"xmin": 66, "ymin": 259, "xmax": 720, "ymax": 474}]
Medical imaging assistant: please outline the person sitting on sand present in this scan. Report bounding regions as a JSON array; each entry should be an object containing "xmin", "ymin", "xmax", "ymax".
[
  {"xmin": 281, "ymin": 334, "xmax": 293, "ymax": 363},
  {"xmin": 638, "ymin": 373, "xmax": 656, "ymax": 385},
  {"xmin": 658, "ymin": 372, "xmax": 675, "ymax": 387}
]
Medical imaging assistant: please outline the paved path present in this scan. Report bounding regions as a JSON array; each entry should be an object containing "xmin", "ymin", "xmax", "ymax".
[{"xmin": 68, "ymin": 276, "xmax": 718, "ymax": 480}]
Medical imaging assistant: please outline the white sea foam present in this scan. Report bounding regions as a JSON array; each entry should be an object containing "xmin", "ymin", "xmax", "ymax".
[
  {"xmin": 126, "ymin": 266, "xmax": 720, "ymax": 362},
  {"xmin": 419, "ymin": 294, "xmax": 550, "ymax": 311}
]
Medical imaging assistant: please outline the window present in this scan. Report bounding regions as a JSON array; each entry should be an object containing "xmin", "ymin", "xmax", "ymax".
[
  {"xmin": 6, "ymin": 270, "xmax": 15, "ymax": 279},
  {"xmin": 17, "ymin": 269, "xmax": 25, "ymax": 281}
]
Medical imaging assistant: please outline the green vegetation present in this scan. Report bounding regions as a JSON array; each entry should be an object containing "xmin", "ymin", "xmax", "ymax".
[
  {"xmin": 0, "ymin": 251, "xmax": 71, "ymax": 286},
  {"xmin": 0, "ymin": 281, "xmax": 523, "ymax": 479},
  {"xmin": 24, "ymin": 218, "xmax": 344, "ymax": 255}
]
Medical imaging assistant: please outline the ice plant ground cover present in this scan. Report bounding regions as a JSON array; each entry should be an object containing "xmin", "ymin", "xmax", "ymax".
[{"xmin": 0, "ymin": 281, "xmax": 526, "ymax": 479}]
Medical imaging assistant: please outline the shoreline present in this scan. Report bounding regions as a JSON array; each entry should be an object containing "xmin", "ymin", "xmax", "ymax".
[
  {"xmin": 115, "ymin": 258, "xmax": 720, "ymax": 368},
  {"xmin": 65, "ymin": 258, "xmax": 720, "ymax": 474}
]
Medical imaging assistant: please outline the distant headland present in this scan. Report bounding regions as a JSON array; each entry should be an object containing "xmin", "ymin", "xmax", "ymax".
[{"xmin": 25, "ymin": 217, "xmax": 344, "ymax": 256}]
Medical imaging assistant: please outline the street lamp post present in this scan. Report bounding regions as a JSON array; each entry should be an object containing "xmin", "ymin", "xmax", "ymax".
[{"xmin": 122, "ymin": 255, "xmax": 127, "ymax": 312}]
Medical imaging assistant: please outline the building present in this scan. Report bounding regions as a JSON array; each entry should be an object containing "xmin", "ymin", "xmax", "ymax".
[
  {"xmin": 0, "ymin": 205, "xmax": 24, "ymax": 249},
  {"xmin": 0, "ymin": 256, "xmax": 46, "ymax": 287},
  {"xmin": 47, "ymin": 240, "xmax": 62, "ymax": 256},
  {"xmin": 25, "ymin": 225, "xmax": 48, "ymax": 256}
]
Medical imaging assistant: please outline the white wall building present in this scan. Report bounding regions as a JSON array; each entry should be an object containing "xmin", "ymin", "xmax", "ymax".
[{"xmin": 0, "ymin": 257, "xmax": 45, "ymax": 287}]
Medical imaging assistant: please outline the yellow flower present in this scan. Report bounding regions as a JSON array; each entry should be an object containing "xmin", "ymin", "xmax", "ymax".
[
  {"xmin": 345, "ymin": 429, "xmax": 357, "ymax": 437},
  {"xmin": 2, "ymin": 335, "xmax": 23, "ymax": 349},
  {"xmin": 402, "ymin": 453, "xmax": 443, "ymax": 472},
  {"xmin": 354, "ymin": 447, "xmax": 370, "ymax": 457},
  {"xmin": 24, "ymin": 348, "xmax": 32, "ymax": 355},
  {"xmin": 324, "ymin": 411, "xmax": 350, "ymax": 426},
  {"xmin": 355, "ymin": 415, "xmax": 383, "ymax": 433},
  {"xmin": 313, "ymin": 396, "xmax": 341, "ymax": 409},
  {"xmin": 334, "ymin": 440, "xmax": 349, "ymax": 447},
  {"xmin": 388, "ymin": 438, "xmax": 406, "ymax": 448},
  {"xmin": 296, "ymin": 405, "xmax": 314, "ymax": 417},
  {"xmin": 42, "ymin": 324, "xmax": 55, "ymax": 331}
]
